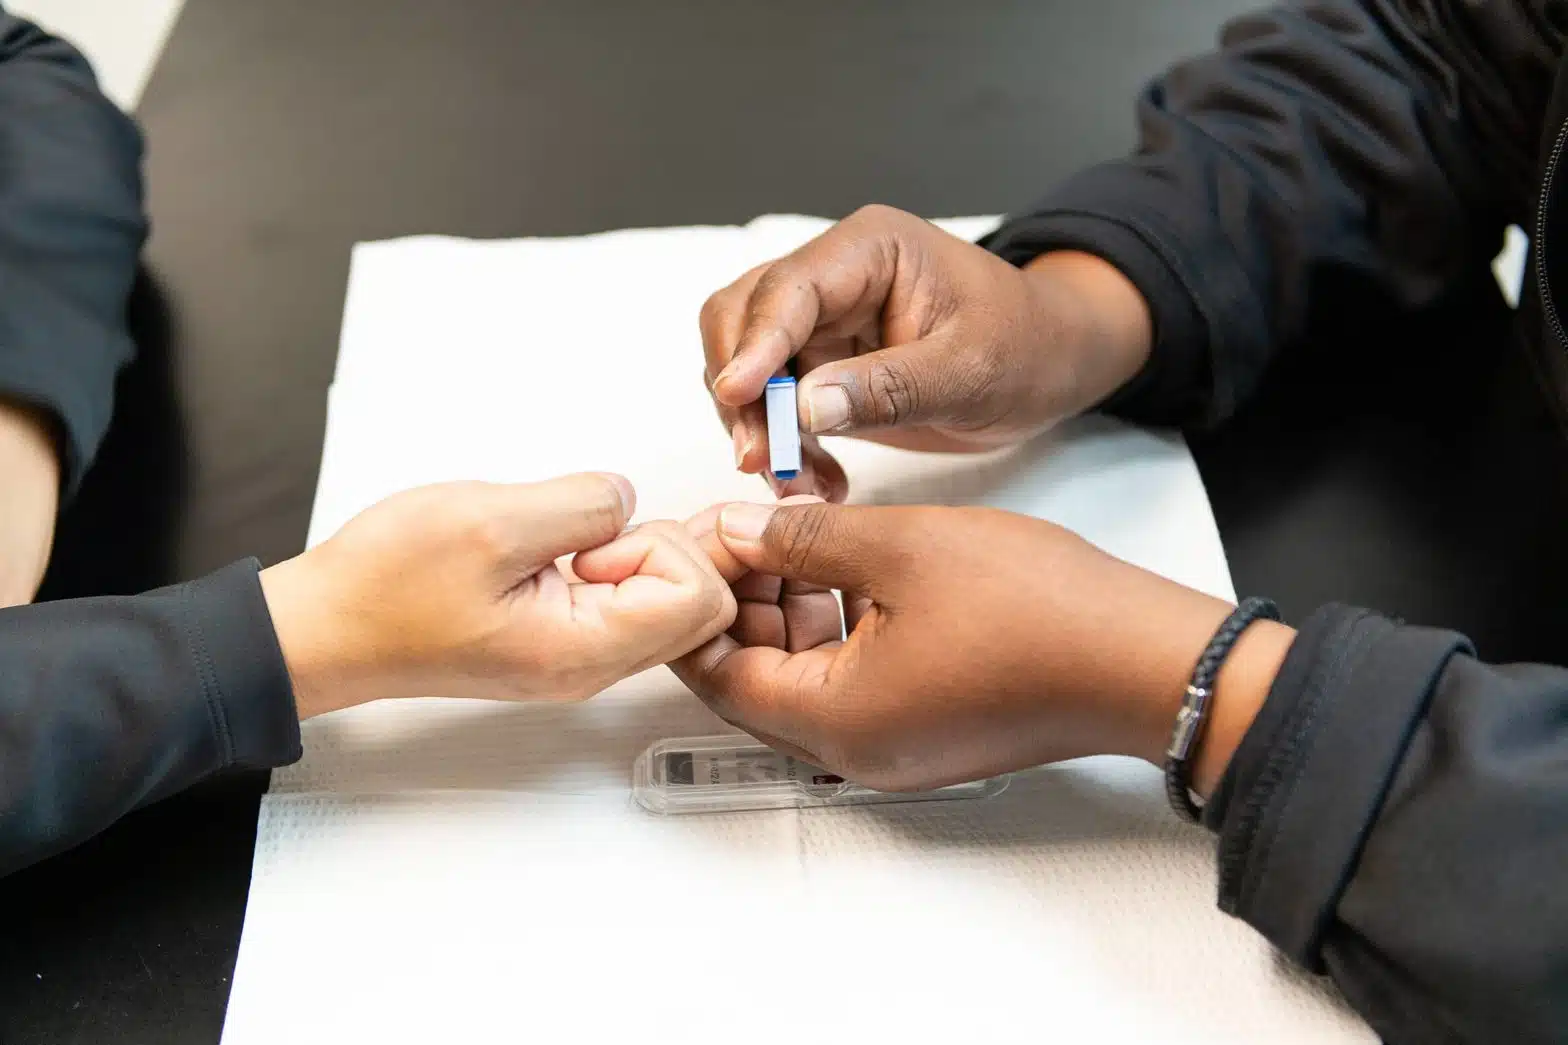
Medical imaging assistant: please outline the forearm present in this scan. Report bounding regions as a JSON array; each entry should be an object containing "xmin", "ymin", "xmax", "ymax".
[{"xmin": 0, "ymin": 561, "xmax": 301, "ymax": 877}]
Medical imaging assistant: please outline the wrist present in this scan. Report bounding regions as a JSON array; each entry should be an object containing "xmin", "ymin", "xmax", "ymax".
[
  {"xmin": 1191, "ymin": 619, "xmax": 1294, "ymax": 798},
  {"xmin": 0, "ymin": 398, "xmax": 62, "ymax": 480},
  {"xmin": 1022, "ymin": 251, "xmax": 1152, "ymax": 416},
  {"xmin": 260, "ymin": 551, "xmax": 367, "ymax": 720},
  {"xmin": 1090, "ymin": 565, "xmax": 1291, "ymax": 797},
  {"xmin": 0, "ymin": 399, "xmax": 63, "ymax": 606}
]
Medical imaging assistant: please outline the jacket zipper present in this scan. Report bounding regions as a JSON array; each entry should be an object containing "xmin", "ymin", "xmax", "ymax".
[{"xmin": 1536, "ymin": 117, "xmax": 1568, "ymax": 349}]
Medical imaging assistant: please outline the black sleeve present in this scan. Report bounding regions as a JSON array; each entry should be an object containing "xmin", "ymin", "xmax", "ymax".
[
  {"xmin": 982, "ymin": 1, "xmax": 1555, "ymax": 426},
  {"xmin": 0, "ymin": 560, "xmax": 303, "ymax": 877},
  {"xmin": 0, "ymin": 8, "xmax": 147, "ymax": 492},
  {"xmin": 1204, "ymin": 605, "xmax": 1568, "ymax": 1042}
]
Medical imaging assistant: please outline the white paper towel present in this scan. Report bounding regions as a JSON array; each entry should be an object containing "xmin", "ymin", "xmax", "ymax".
[{"xmin": 220, "ymin": 217, "xmax": 1372, "ymax": 1044}]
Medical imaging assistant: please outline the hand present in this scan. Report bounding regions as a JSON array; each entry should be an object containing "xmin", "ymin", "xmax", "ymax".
[
  {"xmin": 0, "ymin": 400, "xmax": 62, "ymax": 608},
  {"xmin": 700, "ymin": 204, "xmax": 1152, "ymax": 500},
  {"xmin": 260, "ymin": 474, "xmax": 737, "ymax": 719},
  {"xmin": 674, "ymin": 500, "xmax": 1294, "ymax": 795}
]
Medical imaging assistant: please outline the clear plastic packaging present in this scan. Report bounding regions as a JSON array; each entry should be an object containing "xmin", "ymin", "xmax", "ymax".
[{"xmin": 633, "ymin": 735, "xmax": 1010, "ymax": 815}]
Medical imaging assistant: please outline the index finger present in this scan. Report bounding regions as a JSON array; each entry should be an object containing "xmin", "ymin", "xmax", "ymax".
[
  {"xmin": 710, "ymin": 217, "xmax": 901, "ymax": 408},
  {"xmin": 686, "ymin": 503, "xmax": 747, "ymax": 584},
  {"xmin": 700, "ymin": 263, "xmax": 769, "ymax": 388}
]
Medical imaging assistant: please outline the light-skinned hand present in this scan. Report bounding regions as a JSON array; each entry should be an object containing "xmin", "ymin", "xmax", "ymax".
[
  {"xmin": 0, "ymin": 399, "xmax": 61, "ymax": 608},
  {"xmin": 261, "ymin": 474, "xmax": 737, "ymax": 719}
]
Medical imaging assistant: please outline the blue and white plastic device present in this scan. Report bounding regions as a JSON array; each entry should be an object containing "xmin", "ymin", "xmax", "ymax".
[{"xmin": 764, "ymin": 375, "xmax": 802, "ymax": 480}]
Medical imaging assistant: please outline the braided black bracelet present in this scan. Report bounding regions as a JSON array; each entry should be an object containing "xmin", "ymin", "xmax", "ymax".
[{"xmin": 1163, "ymin": 596, "xmax": 1281, "ymax": 823}]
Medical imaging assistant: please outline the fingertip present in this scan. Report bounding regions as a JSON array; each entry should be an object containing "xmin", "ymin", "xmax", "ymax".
[
  {"xmin": 773, "ymin": 472, "xmax": 819, "ymax": 500},
  {"xmin": 718, "ymin": 502, "xmax": 776, "ymax": 548},
  {"xmin": 712, "ymin": 370, "xmax": 754, "ymax": 406},
  {"xmin": 688, "ymin": 502, "xmax": 749, "ymax": 584},
  {"xmin": 714, "ymin": 360, "xmax": 769, "ymax": 406},
  {"xmin": 739, "ymin": 426, "xmax": 769, "ymax": 474},
  {"xmin": 716, "ymin": 330, "xmax": 792, "ymax": 405},
  {"xmin": 590, "ymin": 472, "xmax": 636, "ymax": 523},
  {"xmin": 730, "ymin": 424, "xmax": 748, "ymax": 470},
  {"xmin": 801, "ymin": 440, "xmax": 850, "ymax": 503},
  {"xmin": 685, "ymin": 503, "xmax": 724, "ymax": 540}
]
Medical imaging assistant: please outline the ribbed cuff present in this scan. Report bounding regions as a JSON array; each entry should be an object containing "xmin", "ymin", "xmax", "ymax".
[
  {"xmin": 177, "ymin": 558, "xmax": 303, "ymax": 770},
  {"xmin": 1204, "ymin": 604, "xmax": 1471, "ymax": 969}
]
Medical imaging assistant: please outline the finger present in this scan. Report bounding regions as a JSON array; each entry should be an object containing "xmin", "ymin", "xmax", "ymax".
[
  {"xmin": 686, "ymin": 495, "xmax": 826, "ymax": 586},
  {"xmin": 799, "ymin": 436, "xmax": 849, "ymax": 503},
  {"xmin": 795, "ymin": 333, "xmax": 978, "ymax": 437},
  {"xmin": 685, "ymin": 503, "xmax": 748, "ymax": 584},
  {"xmin": 571, "ymin": 521, "xmax": 735, "ymax": 661},
  {"xmin": 702, "ymin": 266, "xmax": 771, "ymax": 470},
  {"xmin": 729, "ymin": 598, "xmax": 785, "ymax": 649},
  {"xmin": 554, "ymin": 553, "xmax": 583, "ymax": 584},
  {"xmin": 844, "ymin": 592, "xmax": 876, "ymax": 634},
  {"xmin": 701, "ymin": 264, "xmax": 767, "ymax": 388},
  {"xmin": 711, "ymin": 213, "xmax": 910, "ymax": 409},
  {"xmin": 494, "ymin": 472, "xmax": 635, "ymax": 573},
  {"xmin": 733, "ymin": 408, "xmax": 768, "ymax": 474},
  {"xmin": 764, "ymin": 438, "xmax": 847, "ymax": 502},
  {"xmin": 669, "ymin": 635, "xmax": 836, "ymax": 751},
  {"xmin": 573, "ymin": 519, "xmax": 717, "ymax": 588},
  {"xmin": 731, "ymin": 571, "xmax": 781, "ymax": 604},
  {"xmin": 779, "ymin": 586, "xmax": 844, "ymax": 653},
  {"xmin": 715, "ymin": 501, "xmax": 907, "ymax": 594}
]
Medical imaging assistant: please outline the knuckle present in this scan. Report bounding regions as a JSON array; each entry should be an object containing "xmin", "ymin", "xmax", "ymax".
[
  {"xmin": 699, "ymin": 291, "xmax": 735, "ymax": 355},
  {"xmin": 959, "ymin": 340, "xmax": 1008, "ymax": 399},
  {"xmin": 748, "ymin": 264, "xmax": 806, "ymax": 317},
  {"xmin": 769, "ymin": 505, "xmax": 833, "ymax": 576},
  {"xmin": 698, "ymin": 291, "xmax": 726, "ymax": 334},
  {"xmin": 675, "ymin": 569, "xmax": 724, "ymax": 622},
  {"xmin": 847, "ymin": 202, "xmax": 903, "ymax": 227},
  {"xmin": 639, "ymin": 518, "xmax": 682, "ymax": 541},
  {"xmin": 865, "ymin": 355, "xmax": 922, "ymax": 426},
  {"xmin": 464, "ymin": 506, "xmax": 514, "ymax": 558},
  {"xmin": 641, "ymin": 522, "xmax": 734, "ymax": 631},
  {"xmin": 579, "ymin": 487, "xmax": 624, "ymax": 535},
  {"xmin": 693, "ymin": 583, "xmax": 733, "ymax": 634}
]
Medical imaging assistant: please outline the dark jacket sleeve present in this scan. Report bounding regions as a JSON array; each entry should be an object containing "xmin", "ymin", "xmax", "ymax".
[
  {"xmin": 983, "ymin": 1, "xmax": 1555, "ymax": 426},
  {"xmin": 1204, "ymin": 606, "xmax": 1568, "ymax": 1043},
  {"xmin": 0, "ymin": 8, "xmax": 147, "ymax": 492},
  {"xmin": 0, "ymin": 560, "xmax": 303, "ymax": 876}
]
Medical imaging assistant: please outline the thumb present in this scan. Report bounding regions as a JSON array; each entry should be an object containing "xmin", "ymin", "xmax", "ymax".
[
  {"xmin": 715, "ymin": 500, "xmax": 903, "ymax": 594},
  {"xmin": 490, "ymin": 472, "xmax": 635, "ymax": 572},
  {"xmin": 796, "ymin": 334, "xmax": 967, "ymax": 436}
]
